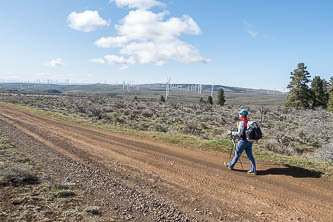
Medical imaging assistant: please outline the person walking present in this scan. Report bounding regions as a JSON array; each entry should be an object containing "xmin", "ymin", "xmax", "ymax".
[{"xmin": 225, "ymin": 109, "xmax": 257, "ymax": 175}]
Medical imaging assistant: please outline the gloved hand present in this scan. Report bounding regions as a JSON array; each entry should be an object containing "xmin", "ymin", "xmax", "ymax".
[{"xmin": 228, "ymin": 130, "xmax": 232, "ymax": 135}]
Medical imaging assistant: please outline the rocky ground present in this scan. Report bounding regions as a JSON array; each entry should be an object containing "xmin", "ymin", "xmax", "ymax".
[{"xmin": 0, "ymin": 134, "xmax": 114, "ymax": 221}]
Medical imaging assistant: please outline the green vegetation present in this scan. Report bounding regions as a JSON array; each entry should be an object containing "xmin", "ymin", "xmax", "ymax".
[
  {"xmin": 285, "ymin": 63, "xmax": 333, "ymax": 111},
  {"xmin": 49, "ymin": 184, "xmax": 76, "ymax": 199},
  {"xmin": 2, "ymin": 102, "xmax": 332, "ymax": 178},
  {"xmin": 0, "ymin": 135, "xmax": 39, "ymax": 186},
  {"xmin": 159, "ymin": 95, "xmax": 166, "ymax": 102},
  {"xmin": 201, "ymin": 139, "xmax": 232, "ymax": 151},
  {"xmin": 0, "ymin": 165, "xmax": 39, "ymax": 186},
  {"xmin": 52, "ymin": 189, "xmax": 76, "ymax": 198},
  {"xmin": 328, "ymin": 77, "xmax": 333, "ymax": 112},
  {"xmin": 0, "ymin": 134, "xmax": 15, "ymax": 150},
  {"xmin": 216, "ymin": 88, "xmax": 226, "ymax": 106},
  {"xmin": 254, "ymin": 147, "xmax": 333, "ymax": 178},
  {"xmin": 199, "ymin": 97, "xmax": 206, "ymax": 104},
  {"xmin": 285, "ymin": 63, "xmax": 312, "ymax": 108},
  {"xmin": 207, "ymin": 95, "xmax": 213, "ymax": 105},
  {"xmin": 311, "ymin": 76, "xmax": 329, "ymax": 109}
]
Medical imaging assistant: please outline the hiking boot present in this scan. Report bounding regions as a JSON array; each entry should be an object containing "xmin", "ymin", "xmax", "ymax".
[
  {"xmin": 247, "ymin": 170, "xmax": 257, "ymax": 175},
  {"xmin": 224, "ymin": 162, "xmax": 233, "ymax": 170}
]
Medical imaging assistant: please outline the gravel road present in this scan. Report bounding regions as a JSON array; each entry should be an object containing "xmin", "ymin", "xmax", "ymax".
[{"xmin": 0, "ymin": 104, "xmax": 332, "ymax": 222}]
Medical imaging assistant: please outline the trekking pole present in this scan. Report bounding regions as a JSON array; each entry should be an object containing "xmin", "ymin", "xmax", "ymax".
[
  {"xmin": 231, "ymin": 136, "xmax": 244, "ymax": 170},
  {"xmin": 229, "ymin": 135, "xmax": 233, "ymax": 159},
  {"xmin": 228, "ymin": 130, "xmax": 235, "ymax": 159}
]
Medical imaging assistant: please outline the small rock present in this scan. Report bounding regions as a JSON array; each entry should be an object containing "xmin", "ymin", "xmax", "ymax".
[
  {"xmin": 12, "ymin": 198, "xmax": 24, "ymax": 205},
  {"xmin": 85, "ymin": 206, "xmax": 101, "ymax": 215},
  {"xmin": 256, "ymin": 211, "xmax": 264, "ymax": 216}
]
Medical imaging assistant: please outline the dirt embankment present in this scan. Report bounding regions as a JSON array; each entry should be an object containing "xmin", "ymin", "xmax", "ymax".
[{"xmin": 0, "ymin": 104, "xmax": 332, "ymax": 221}]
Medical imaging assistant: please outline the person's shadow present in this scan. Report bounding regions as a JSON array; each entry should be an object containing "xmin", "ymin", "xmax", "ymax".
[{"xmin": 256, "ymin": 164, "xmax": 323, "ymax": 178}]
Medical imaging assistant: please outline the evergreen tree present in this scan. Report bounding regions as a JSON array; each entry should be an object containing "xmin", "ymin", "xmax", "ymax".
[
  {"xmin": 285, "ymin": 63, "xmax": 312, "ymax": 109},
  {"xmin": 159, "ymin": 95, "xmax": 166, "ymax": 102},
  {"xmin": 311, "ymin": 76, "xmax": 329, "ymax": 108},
  {"xmin": 328, "ymin": 76, "xmax": 333, "ymax": 93},
  {"xmin": 327, "ymin": 76, "xmax": 333, "ymax": 112},
  {"xmin": 216, "ymin": 88, "xmax": 226, "ymax": 106},
  {"xmin": 207, "ymin": 96, "xmax": 213, "ymax": 105}
]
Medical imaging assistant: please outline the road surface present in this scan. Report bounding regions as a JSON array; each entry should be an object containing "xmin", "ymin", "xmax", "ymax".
[{"xmin": 0, "ymin": 104, "xmax": 331, "ymax": 221}]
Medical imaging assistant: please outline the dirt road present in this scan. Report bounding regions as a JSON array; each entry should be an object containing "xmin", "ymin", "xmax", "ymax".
[{"xmin": 0, "ymin": 104, "xmax": 332, "ymax": 222}]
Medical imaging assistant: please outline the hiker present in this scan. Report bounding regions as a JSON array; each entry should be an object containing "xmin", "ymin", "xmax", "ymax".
[{"xmin": 225, "ymin": 109, "xmax": 257, "ymax": 175}]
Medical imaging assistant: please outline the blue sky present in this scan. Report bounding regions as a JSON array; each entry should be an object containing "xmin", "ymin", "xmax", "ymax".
[{"xmin": 1, "ymin": 0, "xmax": 332, "ymax": 91}]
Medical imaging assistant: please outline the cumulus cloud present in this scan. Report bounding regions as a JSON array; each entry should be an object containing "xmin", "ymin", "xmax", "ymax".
[
  {"xmin": 45, "ymin": 58, "xmax": 64, "ymax": 68},
  {"xmin": 94, "ymin": 7, "xmax": 210, "ymax": 67},
  {"xmin": 110, "ymin": 0, "xmax": 165, "ymax": 10},
  {"xmin": 243, "ymin": 20, "xmax": 258, "ymax": 38},
  {"xmin": 67, "ymin": 10, "xmax": 109, "ymax": 32},
  {"xmin": 104, "ymin": 55, "xmax": 136, "ymax": 65},
  {"xmin": 89, "ymin": 55, "xmax": 134, "ymax": 69},
  {"xmin": 95, "ymin": 36, "xmax": 129, "ymax": 48}
]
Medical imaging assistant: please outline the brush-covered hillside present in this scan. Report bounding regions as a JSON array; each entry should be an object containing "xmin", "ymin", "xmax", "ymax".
[
  {"xmin": 0, "ymin": 93, "xmax": 332, "ymax": 164},
  {"xmin": 0, "ymin": 83, "xmax": 286, "ymax": 106}
]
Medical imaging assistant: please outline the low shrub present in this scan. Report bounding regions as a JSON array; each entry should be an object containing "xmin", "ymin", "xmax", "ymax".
[
  {"xmin": 0, "ymin": 164, "xmax": 39, "ymax": 186},
  {"xmin": 2, "ymin": 94, "xmax": 333, "ymax": 161},
  {"xmin": 54, "ymin": 190, "xmax": 75, "ymax": 198},
  {"xmin": 314, "ymin": 142, "xmax": 333, "ymax": 162}
]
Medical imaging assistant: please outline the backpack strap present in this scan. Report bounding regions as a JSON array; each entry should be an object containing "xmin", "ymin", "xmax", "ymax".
[{"xmin": 239, "ymin": 118, "xmax": 248, "ymax": 140}]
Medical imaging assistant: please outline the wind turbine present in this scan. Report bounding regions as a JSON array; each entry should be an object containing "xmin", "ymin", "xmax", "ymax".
[{"xmin": 166, "ymin": 77, "xmax": 171, "ymax": 99}]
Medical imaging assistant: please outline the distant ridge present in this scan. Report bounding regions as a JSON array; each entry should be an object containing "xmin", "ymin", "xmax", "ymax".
[
  {"xmin": 140, "ymin": 83, "xmax": 282, "ymax": 94},
  {"xmin": 0, "ymin": 82, "xmax": 283, "ymax": 94}
]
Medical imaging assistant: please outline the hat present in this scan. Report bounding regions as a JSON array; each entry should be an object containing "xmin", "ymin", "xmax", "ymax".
[{"xmin": 238, "ymin": 109, "xmax": 248, "ymax": 115}]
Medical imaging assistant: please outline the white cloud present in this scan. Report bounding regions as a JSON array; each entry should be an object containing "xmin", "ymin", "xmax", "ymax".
[
  {"xmin": 120, "ymin": 39, "xmax": 210, "ymax": 65},
  {"xmin": 89, "ymin": 56, "xmax": 134, "ymax": 70},
  {"xmin": 110, "ymin": 0, "xmax": 165, "ymax": 10},
  {"xmin": 94, "ymin": 8, "xmax": 209, "ymax": 66},
  {"xmin": 67, "ymin": 10, "xmax": 109, "ymax": 32},
  {"xmin": 45, "ymin": 58, "xmax": 64, "ymax": 68},
  {"xmin": 94, "ymin": 36, "xmax": 129, "ymax": 48},
  {"xmin": 104, "ymin": 55, "xmax": 136, "ymax": 65},
  {"xmin": 243, "ymin": 20, "xmax": 258, "ymax": 38},
  {"xmin": 115, "ymin": 10, "xmax": 201, "ymax": 40},
  {"xmin": 89, "ymin": 58, "xmax": 105, "ymax": 64}
]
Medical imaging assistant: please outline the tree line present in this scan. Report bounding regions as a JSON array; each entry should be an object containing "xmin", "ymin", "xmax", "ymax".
[
  {"xmin": 286, "ymin": 63, "xmax": 333, "ymax": 112},
  {"xmin": 198, "ymin": 89, "xmax": 225, "ymax": 106},
  {"xmin": 158, "ymin": 88, "xmax": 226, "ymax": 106}
]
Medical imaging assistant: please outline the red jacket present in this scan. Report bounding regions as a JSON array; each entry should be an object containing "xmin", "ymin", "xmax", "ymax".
[
  {"xmin": 232, "ymin": 117, "xmax": 248, "ymax": 140},
  {"xmin": 239, "ymin": 117, "xmax": 248, "ymax": 140}
]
